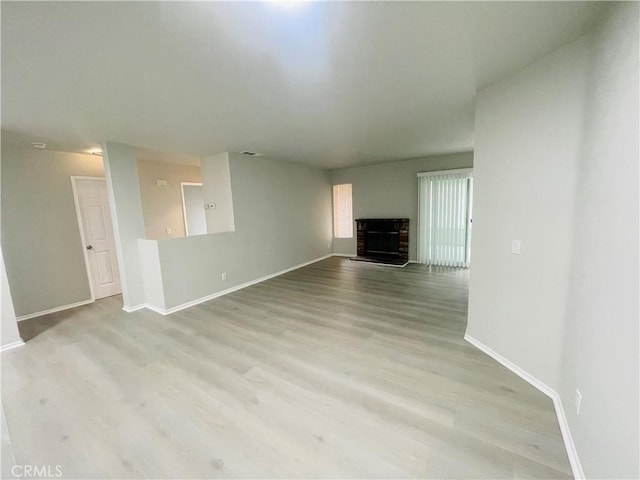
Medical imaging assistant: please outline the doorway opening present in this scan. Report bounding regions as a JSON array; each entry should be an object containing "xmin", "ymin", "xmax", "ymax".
[{"xmin": 180, "ymin": 182, "xmax": 206, "ymax": 236}]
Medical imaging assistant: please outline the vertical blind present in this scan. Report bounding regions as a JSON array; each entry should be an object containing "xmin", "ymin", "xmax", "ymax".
[
  {"xmin": 333, "ymin": 184, "xmax": 353, "ymax": 238},
  {"xmin": 418, "ymin": 169, "xmax": 473, "ymax": 268}
]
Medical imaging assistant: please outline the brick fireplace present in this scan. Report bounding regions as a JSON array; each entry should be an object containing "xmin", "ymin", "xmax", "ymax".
[{"xmin": 351, "ymin": 218, "xmax": 409, "ymax": 266}]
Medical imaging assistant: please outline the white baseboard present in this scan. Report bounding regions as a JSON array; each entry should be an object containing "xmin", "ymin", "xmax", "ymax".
[
  {"xmin": 464, "ymin": 334, "xmax": 556, "ymax": 398},
  {"xmin": 464, "ymin": 334, "xmax": 585, "ymax": 479},
  {"xmin": 1, "ymin": 340, "xmax": 25, "ymax": 353},
  {"xmin": 551, "ymin": 389, "xmax": 585, "ymax": 480},
  {"xmin": 142, "ymin": 304, "xmax": 166, "ymax": 315},
  {"xmin": 122, "ymin": 304, "xmax": 146, "ymax": 313},
  {"xmin": 140, "ymin": 254, "xmax": 333, "ymax": 316},
  {"xmin": 16, "ymin": 299, "xmax": 93, "ymax": 322}
]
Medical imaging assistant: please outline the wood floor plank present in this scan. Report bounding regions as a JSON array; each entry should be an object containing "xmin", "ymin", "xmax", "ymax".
[{"xmin": 2, "ymin": 257, "xmax": 572, "ymax": 479}]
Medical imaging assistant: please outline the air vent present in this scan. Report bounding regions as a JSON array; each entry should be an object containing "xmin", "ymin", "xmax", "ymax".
[
  {"xmin": 239, "ymin": 151, "xmax": 264, "ymax": 157},
  {"xmin": 32, "ymin": 142, "xmax": 47, "ymax": 149}
]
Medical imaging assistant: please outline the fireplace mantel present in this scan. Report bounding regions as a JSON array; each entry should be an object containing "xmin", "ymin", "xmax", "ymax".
[{"xmin": 350, "ymin": 218, "xmax": 409, "ymax": 267}]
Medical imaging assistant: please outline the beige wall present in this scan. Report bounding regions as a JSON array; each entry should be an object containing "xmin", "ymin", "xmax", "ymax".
[
  {"xmin": 137, "ymin": 159, "xmax": 202, "ymax": 240},
  {"xmin": 1, "ymin": 147, "xmax": 104, "ymax": 317}
]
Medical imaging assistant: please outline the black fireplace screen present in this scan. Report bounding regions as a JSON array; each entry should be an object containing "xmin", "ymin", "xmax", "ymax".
[{"xmin": 365, "ymin": 231, "xmax": 400, "ymax": 256}]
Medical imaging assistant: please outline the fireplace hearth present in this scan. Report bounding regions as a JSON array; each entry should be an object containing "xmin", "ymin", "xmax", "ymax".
[{"xmin": 351, "ymin": 218, "xmax": 409, "ymax": 266}]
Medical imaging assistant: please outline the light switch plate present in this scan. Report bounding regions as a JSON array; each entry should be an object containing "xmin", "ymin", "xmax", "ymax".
[{"xmin": 511, "ymin": 239, "xmax": 521, "ymax": 255}]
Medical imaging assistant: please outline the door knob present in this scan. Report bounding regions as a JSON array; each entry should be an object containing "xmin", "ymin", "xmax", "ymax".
[{"xmin": 86, "ymin": 245, "xmax": 93, "ymax": 250}]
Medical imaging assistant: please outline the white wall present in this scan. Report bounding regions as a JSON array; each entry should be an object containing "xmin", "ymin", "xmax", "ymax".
[
  {"xmin": 1, "ymin": 147, "xmax": 104, "ymax": 317},
  {"xmin": 151, "ymin": 153, "xmax": 332, "ymax": 309},
  {"xmin": 1, "ymin": 150, "xmax": 24, "ymax": 348},
  {"xmin": 559, "ymin": 3, "xmax": 639, "ymax": 478},
  {"xmin": 102, "ymin": 142, "xmax": 147, "ymax": 310},
  {"xmin": 467, "ymin": 3, "xmax": 639, "ymax": 477},
  {"xmin": 329, "ymin": 152, "xmax": 473, "ymax": 260},
  {"xmin": 1, "ymin": 250, "xmax": 22, "ymax": 349},
  {"xmin": 466, "ymin": 36, "xmax": 590, "ymax": 391},
  {"xmin": 137, "ymin": 239, "xmax": 165, "ymax": 311},
  {"xmin": 201, "ymin": 152, "xmax": 235, "ymax": 234}
]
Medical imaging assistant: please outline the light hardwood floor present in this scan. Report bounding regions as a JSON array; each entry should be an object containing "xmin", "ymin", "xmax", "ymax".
[{"xmin": 2, "ymin": 257, "xmax": 572, "ymax": 479}]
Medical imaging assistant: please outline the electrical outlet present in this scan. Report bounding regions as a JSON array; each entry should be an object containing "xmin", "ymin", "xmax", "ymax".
[
  {"xmin": 575, "ymin": 389, "xmax": 582, "ymax": 415},
  {"xmin": 221, "ymin": 272, "xmax": 227, "ymax": 281},
  {"xmin": 327, "ymin": 242, "xmax": 331, "ymax": 249},
  {"xmin": 166, "ymin": 227, "xmax": 172, "ymax": 235}
]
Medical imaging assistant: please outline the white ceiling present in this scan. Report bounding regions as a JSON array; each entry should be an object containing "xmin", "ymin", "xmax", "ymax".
[{"xmin": 1, "ymin": 1, "xmax": 603, "ymax": 169}]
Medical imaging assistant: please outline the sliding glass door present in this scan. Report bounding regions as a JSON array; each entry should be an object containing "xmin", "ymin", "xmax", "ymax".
[{"xmin": 417, "ymin": 169, "xmax": 473, "ymax": 268}]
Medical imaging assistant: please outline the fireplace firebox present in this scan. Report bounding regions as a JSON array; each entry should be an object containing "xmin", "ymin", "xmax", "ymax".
[{"xmin": 351, "ymin": 218, "xmax": 409, "ymax": 266}]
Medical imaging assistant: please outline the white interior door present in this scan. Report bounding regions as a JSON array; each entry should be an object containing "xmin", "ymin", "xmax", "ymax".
[{"xmin": 73, "ymin": 178, "xmax": 122, "ymax": 299}]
